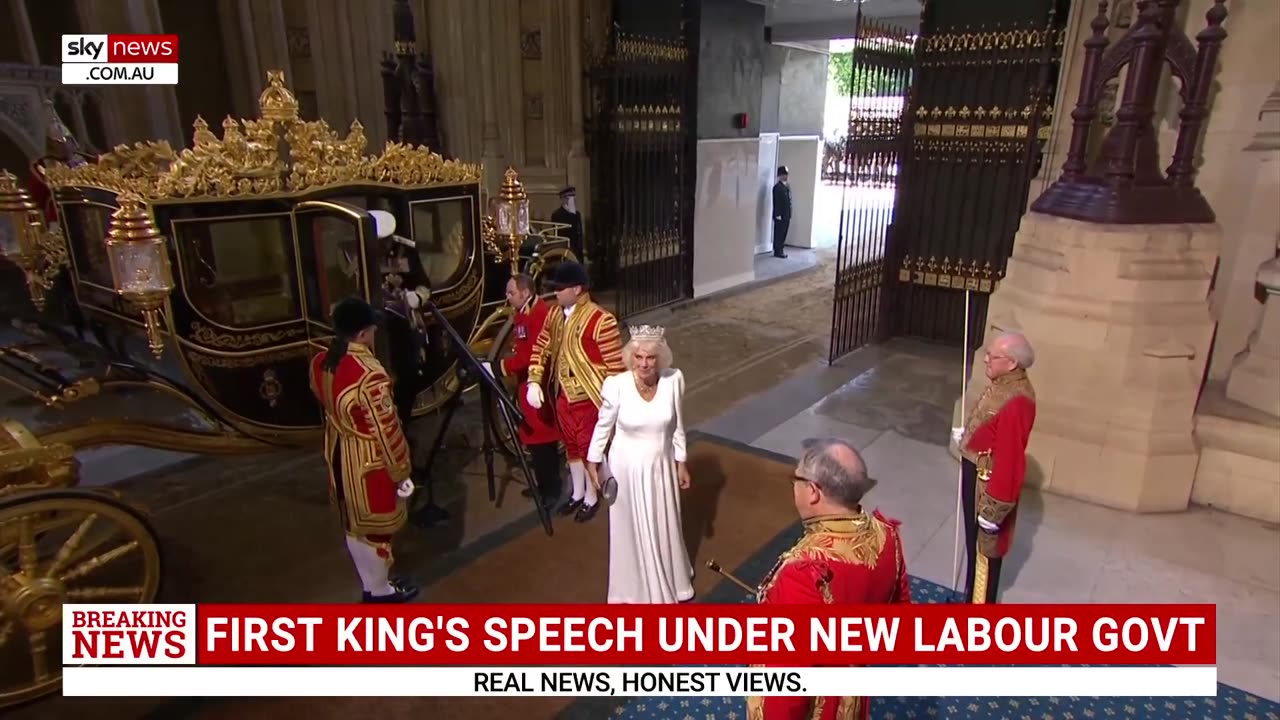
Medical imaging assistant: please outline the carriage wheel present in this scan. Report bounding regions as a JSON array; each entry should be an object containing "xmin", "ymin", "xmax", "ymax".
[
  {"xmin": 528, "ymin": 247, "xmax": 579, "ymax": 290},
  {"xmin": 0, "ymin": 488, "xmax": 162, "ymax": 708}
]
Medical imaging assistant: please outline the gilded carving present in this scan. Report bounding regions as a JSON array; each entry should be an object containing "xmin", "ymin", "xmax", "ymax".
[
  {"xmin": 42, "ymin": 71, "xmax": 482, "ymax": 202},
  {"xmin": 897, "ymin": 255, "xmax": 1000, "ymax": 294},
  {"xmin": 188, "ymin": 321, "xmax": 302, "ymax": 350},
  {"xmin": 259, "ymin": 369, "xmax": 283, "ymax": 407}
]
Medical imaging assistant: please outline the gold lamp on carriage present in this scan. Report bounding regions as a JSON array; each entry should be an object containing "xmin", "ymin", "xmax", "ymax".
[
  {"xmin": 104, "ymin": 193, "xmax": 174, "ymax": 358},
  {"xmin": 493, "ymin": 167, "xmax": 531, "ymax": 273},
  {"xmin": 0, "ymin": 170, "xmax": 52, "ymax": 309}
]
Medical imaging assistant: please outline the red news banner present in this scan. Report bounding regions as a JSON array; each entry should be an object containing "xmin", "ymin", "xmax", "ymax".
[{"xmin": 66, "ymin": 603, "xmax": 1216, "ymax": 666}]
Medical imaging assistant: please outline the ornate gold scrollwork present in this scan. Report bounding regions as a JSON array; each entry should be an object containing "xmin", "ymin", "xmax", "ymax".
[
  {"xmin": 43, "ymin": 71, "xmax": 482, "ymax": 202},
  {"xmin": 898, "ymin": 255, "xmax": 1001, "ymax": 294},
  {"xmin": 616, "ymin": 33, "xmax": 688, "ymax": 63},
  {"xmin": 612, "ymin": 104, "xmax": 684, "ymax": 134},
  {"xmin": 259, "ymin": 369, "xmax": 283, "ymax": 407},
  {"xmin": 188, "ymin": 321, "xmax": 302, "ymax": 350},
  {"xmin": 911, "ymin": 104, "xmax": 1053, "ymax": 144}
]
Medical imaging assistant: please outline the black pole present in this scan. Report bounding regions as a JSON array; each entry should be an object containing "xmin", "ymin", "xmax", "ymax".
[{"xmin": 412, "ymin": 300, "xmax": 554, "ymax": 536}]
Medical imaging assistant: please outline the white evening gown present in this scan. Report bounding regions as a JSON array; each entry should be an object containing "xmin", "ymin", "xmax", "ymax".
[{"xmin": 587, "ymin": 368, "xmax": 695, "ymax": 604}]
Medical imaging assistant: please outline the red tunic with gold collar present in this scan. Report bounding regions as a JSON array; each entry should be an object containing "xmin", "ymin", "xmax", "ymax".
[
  {"xmin": 959, "ymin": 369, "xmax": 1036, "ymax": 558},
  {"xmin": 309, "ymin": 343, "xmax": 411, "ymax": 540},
  {"xmin": 748, "ymin": 510, "xmax": 912, "ymax": 720},
  {"xmin": 500, "ymin": 296, "xmax": 559, "ymax": 445},
  {"xmin": 526, "ymin": 294, "xmax": 625, "ymax": 459}
]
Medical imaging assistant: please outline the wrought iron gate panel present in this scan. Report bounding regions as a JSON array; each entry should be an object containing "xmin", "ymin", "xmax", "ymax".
[
  {"xmin": 586, "ymin": 4, "xmax": 697, "ymax": 320},
  {"xmin": 882, "ymin": 0, "xmax": 1069, "ymax": 348},
  {"xmin": 828, "ymin": 15, "xmax": 916, "ymax": 362}
]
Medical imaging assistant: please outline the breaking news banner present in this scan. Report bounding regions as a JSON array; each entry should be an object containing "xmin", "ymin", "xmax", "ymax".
[
  {"xmin": 61, "ymin": 34, "xmax": 179, "ymax": 85},
  {"xmin": 61, "ymin": 603, "xmax": 1217, "ymax": 698}
]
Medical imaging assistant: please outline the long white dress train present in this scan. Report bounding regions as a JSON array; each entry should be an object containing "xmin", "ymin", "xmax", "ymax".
[{"xmin": 587, "ymin": 368, "xmax": 695, "ymax": 604}]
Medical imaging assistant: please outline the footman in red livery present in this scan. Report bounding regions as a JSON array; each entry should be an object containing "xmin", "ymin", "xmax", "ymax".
[
  {"xmin": 310, "ymin": 297, "xmax": 419, "ymax": 604},
  {"xmin": 525, "ymin": 261, "xmax": 626, "ymax": 523},
  {"xmin": 748, "ymin": 437, "xmax": 912, "ymax": 720},
  {"xmin": 488, "ymin": 273, "xmax": 562, "ymax": 509},
  {"xmin": 954, "ymin": 330, "xmax": 1037, "ymax": 605}
]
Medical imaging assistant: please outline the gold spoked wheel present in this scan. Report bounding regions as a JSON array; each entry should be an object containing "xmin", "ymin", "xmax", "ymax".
[{"xmin": 0, "ymin": 489, "xmax": 163, "ymax": 709}]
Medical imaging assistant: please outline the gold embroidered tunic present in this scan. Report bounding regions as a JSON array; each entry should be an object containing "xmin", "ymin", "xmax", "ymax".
[{"xmin": 747, "ymin": 511, "xmax": 912, "ymax": 720}]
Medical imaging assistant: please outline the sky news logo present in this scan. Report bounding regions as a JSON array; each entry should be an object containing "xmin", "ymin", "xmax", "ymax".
[{"xmin": 61, "ymin": 34, "xmax": 179, "ymax": 85}]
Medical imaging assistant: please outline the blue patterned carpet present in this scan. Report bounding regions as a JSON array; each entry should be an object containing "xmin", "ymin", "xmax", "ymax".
[{"xmin": 558, "ymin": 521, "xmax": 1280, "ymax": 720}]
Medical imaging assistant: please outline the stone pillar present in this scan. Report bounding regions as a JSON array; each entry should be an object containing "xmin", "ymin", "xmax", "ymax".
[
  {"xmin": 1226, "ymin": 253, "xmax": 1280, "ymax": 417},
  {"xmin": 565, "ymin": 0, "xmax": 592, "ymax": 225},
  {"xmin": 962, "ymin": 215, "xmax": 1221, "ymax": 512}
]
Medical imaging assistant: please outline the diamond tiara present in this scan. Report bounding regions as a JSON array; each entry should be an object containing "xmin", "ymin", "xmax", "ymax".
[{"xmin": 629, "ymin": 324, "xmax": 666, "ymax": 341}]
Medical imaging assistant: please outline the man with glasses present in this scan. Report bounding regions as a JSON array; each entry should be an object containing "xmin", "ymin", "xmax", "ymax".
[
  {"xmin": 747, "ymin": 437, "xmax": 911, "ymax": 720},
  {"xmin": 953, "ymin": 331, "xmax": 1037, "ymax": 605}
]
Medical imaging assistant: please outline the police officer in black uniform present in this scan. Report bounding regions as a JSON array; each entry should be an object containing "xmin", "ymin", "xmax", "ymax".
[{"xmin": 771, "ymin": 166, "xmax": 792, "ymax": 259}]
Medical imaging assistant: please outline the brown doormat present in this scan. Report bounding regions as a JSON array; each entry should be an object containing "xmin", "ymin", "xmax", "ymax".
[{"xmin": 28, "ymin": 433, "xmax": 802, "ymax": 720}]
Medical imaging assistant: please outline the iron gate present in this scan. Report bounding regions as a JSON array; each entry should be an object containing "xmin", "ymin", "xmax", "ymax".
[
  {"xmin": 828, "ymin": 13, "xmax": 916, "ymax": 361},
  {"xmin": 883, "ymin": 0, "xmax": 1068, "ymax": 348},
  {"xmin": 586, "ymin": 3, "xmax": 697, "ymax": 320}
]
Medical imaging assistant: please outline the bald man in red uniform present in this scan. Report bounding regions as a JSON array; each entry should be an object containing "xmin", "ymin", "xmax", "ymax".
[
  {"xmin": 748, "ymin": 437, "xmax": 912, "ymax": 720},
  {"xmin": 955, "ymin": 330, "xmax": 1037, "ymax": 605}
]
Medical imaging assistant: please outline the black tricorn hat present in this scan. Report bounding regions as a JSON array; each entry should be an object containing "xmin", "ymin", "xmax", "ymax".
[
  {"xmin": 544, "ymin": 260, "xmax": 590, "ymax": 290},
  {"xmin": 332, "ymin": 297, "xmax": 383, "ymax": 337}
]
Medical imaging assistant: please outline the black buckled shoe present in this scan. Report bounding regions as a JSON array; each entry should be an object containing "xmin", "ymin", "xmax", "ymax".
[
  {"xmin": 363, "ymin": 582, "xmax": 420, "ymax": 604},
  {"xmin": 558, "ymin": 498, "xmax": 583, "ymax": 517},
  {"xmin": 574, "ymin": 502, "xmax": 599, "ymax": 523}
]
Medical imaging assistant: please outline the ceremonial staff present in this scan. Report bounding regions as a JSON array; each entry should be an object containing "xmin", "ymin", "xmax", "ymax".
[
  {"xmin": 951, "ymin": 288, "xmax": 971, "ymax": 595},
  {"xmin": 705, "ymin": 559, "xmax": 757, "ymax": 598}
]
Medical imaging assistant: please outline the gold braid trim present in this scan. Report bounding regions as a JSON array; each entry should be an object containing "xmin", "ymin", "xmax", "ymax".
[
  {"xmin": 757, "ymin": 513, "xmax": 887, "ymax": 601},
  {"xmin": 958, "ymin": 368, "xmax": 1035, "ymax": 464},
  {"xmin": 836, "ymin": 695, "xmax": 863, "ymax": 719},
  {"xmin": 976, "ymin": 475, "xmax": 1016, "ymax": 526},
  {"xmin": 971, "ymin": 553, "xmax": 990, "ymax": 604}
]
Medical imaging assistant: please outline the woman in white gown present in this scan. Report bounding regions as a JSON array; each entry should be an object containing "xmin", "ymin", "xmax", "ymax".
[{"xmin": 586, "ymin": 325, "xmax": 695, "ymax": 604}]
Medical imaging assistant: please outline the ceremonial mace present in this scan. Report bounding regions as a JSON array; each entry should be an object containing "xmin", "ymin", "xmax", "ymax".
[
  {"xmin": 411, "ymin": 298, "xmax": 555, "ymax": 537},
  {"xmin": 950, "ymin": 289, "xmax": 972, "ymax": 596},
  {"xmin": 705, "ymin": 560, "xmax": 757, "ymax": 598}
]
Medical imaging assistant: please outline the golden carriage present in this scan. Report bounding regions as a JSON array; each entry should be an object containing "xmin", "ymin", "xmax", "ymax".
[{"xmin": 0, "ymin": 71, "xmax": 576, "ymax": 707}]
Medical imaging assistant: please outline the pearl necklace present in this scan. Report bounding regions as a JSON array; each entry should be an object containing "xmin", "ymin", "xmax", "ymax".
[{"xmin": 634, "ymin": 374, "xmax": 658, "ymax": 396}]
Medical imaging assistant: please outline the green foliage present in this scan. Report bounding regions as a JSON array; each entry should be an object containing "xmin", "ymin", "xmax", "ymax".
[{"xmin": 827, "ymin": 52, "xmax": 908, "ymax": 97}]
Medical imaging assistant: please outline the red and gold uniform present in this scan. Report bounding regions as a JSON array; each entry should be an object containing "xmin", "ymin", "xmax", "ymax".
[
  {"xmin": 528, "ymin": 293, "xmax": 625, "ymax": 461},
  {"xmin": 959, "ymin": 368, "xmax": 1036, "ymax": 604},
  {"xmin": 501, "ymin": 295, "xmax": 559, "ymax": 446},
  {"xmin": 748, "ymin": 511, "xmax": 912, "ymax": 720},
  {"xmin": 310, "ymin": 341, "xmax": 413, "ymax": 596}
]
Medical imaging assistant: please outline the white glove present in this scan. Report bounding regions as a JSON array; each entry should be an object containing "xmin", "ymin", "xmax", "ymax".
[
  {"xmin": 526, "ymin": 383, "xmax": 544, "ymax": 409},
  {"xmin": 397, "ymin": 479, "xmax": 415, "ymax": 498},
  {"xmin": 405, "ymin": 290, "xmax": 422, "ymax": 309},
  {"xmin": 950, "ymin": 427, "xmax": 964, "ymax": 445},
  {"xmin": 977, "ymin": 516, "xmax": 999, "ymax": 533}
]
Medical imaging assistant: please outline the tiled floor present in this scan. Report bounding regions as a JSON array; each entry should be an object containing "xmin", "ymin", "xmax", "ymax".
[{"xmin": 704, "ymin": 339, "xmax": 1280, "ymax": 703}]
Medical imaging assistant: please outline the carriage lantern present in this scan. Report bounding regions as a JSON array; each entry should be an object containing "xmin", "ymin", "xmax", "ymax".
[
  {"xmin": 105, "ymin": 193, "xmax": 174, "ymax": 358},
  {"xmin": 494, "ymin": 167, "xmax": 531, "ymax": 273},
  {"xmin": 0, "ymin": 170, "xmax": 47, "ymax": 308}
]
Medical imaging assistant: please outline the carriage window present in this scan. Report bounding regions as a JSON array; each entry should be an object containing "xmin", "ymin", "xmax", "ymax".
[
  {"xmin": 297, "ymin": 213, "xmax": 364, "ymax": 323},
  {"xmin": 62, "ymin": 204, "xmax": 115, "ymax": 289},
  {"xmin": 174, "ymin": 215, "xmax": 299, "ymax": 327},
  {"xmin": 409, "ymin": 197, "xmax": 473, "ymax": 287}
]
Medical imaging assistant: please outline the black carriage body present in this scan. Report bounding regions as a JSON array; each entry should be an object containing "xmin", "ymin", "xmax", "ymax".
[{"xmin": 51, "ymin": 179, "xmax": 487, "ymax": 443}]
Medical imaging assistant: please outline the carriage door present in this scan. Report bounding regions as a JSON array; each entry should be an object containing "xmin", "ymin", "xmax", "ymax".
[
  {"xmin": 881, "ymin": 0, "xmax": 1067, "ymax": 349},
  {"xmin": 292, "ymin": 200, "xmax": 380, "ymax": 348}
]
